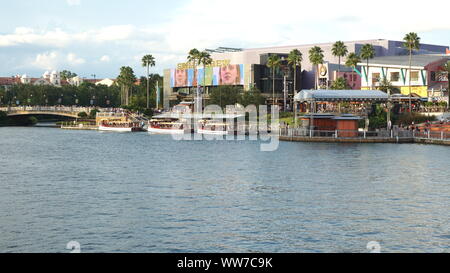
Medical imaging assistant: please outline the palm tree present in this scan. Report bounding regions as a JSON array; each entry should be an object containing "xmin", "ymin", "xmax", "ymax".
[
  {"xmin": 441, "ymin": 61, "xmax": 450, "ymax": 107},
  {"xmin": 187, "ymin": 49, "xmax": 201, "ymax": 112},
  {"xmin": 287, "ymin": 49, "xmax": 303, "ymax": 95},
  {"xmin": 360, "ymin": 44, "xmax": 375, "ymax": 89},
  {"xmin": 116, "ymin": 66, "xmax": 136, "ymax": 106},
  {"xmin": 267, "ymin": 54, "xmax": 281, "ymax": 106},
  {"xmin": 309, "ymin": 46, "xmax": 324, "ymax": 90},
  {"xmin": 403, "ymin": 32, "xmax": 421, "ymax": 113},
  {"xmin": 287, "ymin": 49, "xmax": 302, "ymax": 127},
  {"xmin": 198, "ymin": 51, "xmax": 212, "ymax": 89},
  {"xmin": 198, "ymin": 51, "xmax": 213, "ymax": 108},
  {"xmin": 330, "ymin": 77, "xmax": 349, "ymax": 90},
  {"xmin": 332, "ymin": 41, "xmax": 348, "ymax": 73},
  {"xmin": 345, "ymin": 52, "xmax": 361, "ymax": 89},
  {"xmin": 187, "ymin": 48, "xmax": 200, "ymax": 70},
  {"xmin": 142, "ymin": 54, "xmax": 155, "ymax": 109},
  {"xmin": 378, "ymin": 77, "xmax": 394, "ymax": 94}
]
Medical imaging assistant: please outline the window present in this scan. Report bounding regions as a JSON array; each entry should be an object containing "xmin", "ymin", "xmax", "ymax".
[
  {"xmin": 410, "ymin": 71, "xmax": 419, "ymax": 82},
  {"xmin": 372, "ymin": 73, "xmax": 380, "ymax": 85},
  {"xmin": 390, "ymin": 72, "xmax": 400, "ymax": 82},
  {"xmin": 431, "ymin": 72, "xmax": 436, "ymax": 82}
]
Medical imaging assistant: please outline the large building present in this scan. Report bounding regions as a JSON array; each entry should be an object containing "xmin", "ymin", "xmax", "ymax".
[
  {"xmin": 359, "ymin": 54, "xmax": 450, "ymax": 99},
  {"xmin": 163, "ymin": 39, "xmax": 448, "ymax": 107}
]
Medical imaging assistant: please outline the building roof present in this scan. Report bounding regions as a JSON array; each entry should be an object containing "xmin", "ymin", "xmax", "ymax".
[
  {"xmin": 295, "ymin": 90, "xmax": 389, "ymax": 102},
  {"xmin": 360, "ymin": 54, "xmax": 450, "ymax": 68},
  {"xmin": 0, "ymin": 77, "xmax": 20, "ymax": 85}
]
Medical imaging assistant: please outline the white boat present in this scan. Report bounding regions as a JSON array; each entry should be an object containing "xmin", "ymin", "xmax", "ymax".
[
  {"xmin": 198, "ymin": 119, "xmax": 230, "ymax": 135},
  {"xmin": 98, "ymin": 121, "xmax": 144, "ymax": 132},
  {"xmin": 148, "ymin": 119, "xmax": 188, "ymax": 135}
]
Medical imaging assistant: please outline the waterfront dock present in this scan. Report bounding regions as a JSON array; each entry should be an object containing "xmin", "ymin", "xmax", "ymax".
[{"xmin": 279, "ymin": 128, "xmax": 450, "ymax": 146}]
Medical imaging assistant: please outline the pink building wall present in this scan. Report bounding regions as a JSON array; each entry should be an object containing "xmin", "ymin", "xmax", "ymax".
[{"xmin": 335, "ymin": 71, "xmax": 361, "ymax": 90}]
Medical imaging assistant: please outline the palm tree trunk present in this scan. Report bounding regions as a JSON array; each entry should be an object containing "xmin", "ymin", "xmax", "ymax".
[
  {"xmin": 272, "ymin": 68, "xmax": 275, "ymax": 106},
  {"xmin": 338, "ymin": 56, "xmax": 341, "ymax": 73},
  {"xmin": 366, "ymin": 59, "xmax": 369, "ymax": 89},
  {"xmin": 409, "ymin": 49, "xmax": 412, "ymax": 113},
  {"xmin": 294, "ymin": 64, "xmax": 297, "ymax": 127},
  {"xmin": 203, "ymin": 65, "xmax": 206, "ymax": 110},
  {"xmin": 146, "ymin": 65, "xmax": 150, "ymax": 109}
]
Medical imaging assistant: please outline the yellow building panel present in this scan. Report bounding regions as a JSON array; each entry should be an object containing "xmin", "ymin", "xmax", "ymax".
[{"xmin": 400, "ymin": 86, "xmax": 428, "ymax": 97}]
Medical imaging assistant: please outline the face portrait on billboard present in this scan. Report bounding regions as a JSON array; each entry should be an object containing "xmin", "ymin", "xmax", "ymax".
[
  {"xmin": 175, "ymin": 69, "xmax": 188, "ymax": 87},
  {"xmin": 219, "ymin": 65, "xmax": 241, "ymax": 85}
]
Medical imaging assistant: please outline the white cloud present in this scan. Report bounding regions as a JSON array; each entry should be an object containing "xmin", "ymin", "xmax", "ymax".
[
  {"xmin": 100, "ymin": 55, "xmax": 110, "ymax": 62},
  {"xmin": 67, "ymin": 53, "xmax": 85, "ymax": 65},
  {"xmin": 32, "ymin": 51, "xmax": 85, "ymax": 70},
  {"xmin": 32, "ymin": 51, "xmax": 60, "ymax": 70},
  {"xmin": 67, "ymin": 0, "xmax": 81, "ymax": 6}
]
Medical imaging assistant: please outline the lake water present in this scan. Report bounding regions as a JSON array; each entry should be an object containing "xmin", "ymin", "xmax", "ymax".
[{"xmin": 0, "ymin": 126, "xmax": 449, "ymax": 253}]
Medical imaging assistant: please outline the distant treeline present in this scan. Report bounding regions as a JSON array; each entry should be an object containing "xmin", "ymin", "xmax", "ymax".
[{"xmin": 0, "ymin": 75, "xmax": 162, "ymax": 111}]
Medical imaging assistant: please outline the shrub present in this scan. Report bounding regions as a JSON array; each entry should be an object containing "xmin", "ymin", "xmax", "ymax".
[
  {"xmin": 89, "ymin": 109, "xmax": 100, "ymax": 119},
  {"xmin": 78, "ymin": 112, "xmax": 88, "ymax": 118},
  {"xmin": 395, "ymin": 113, "xmax": 437, "ymax": 126}
]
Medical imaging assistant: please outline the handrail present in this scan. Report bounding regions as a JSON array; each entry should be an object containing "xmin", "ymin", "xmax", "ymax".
[{"xmin": 280, "ymin": 128, "xmax": 450, "ymax": 141}]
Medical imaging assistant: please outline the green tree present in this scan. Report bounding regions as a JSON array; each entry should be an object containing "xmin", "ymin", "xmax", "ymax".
[
  {"xmin": 267, "ymin": 54, "xmax": 281, "ymax": 105},
  {"xmin": 187, "ymin": 49, "xmax": 201, "ymax": 111},
  {"xmin": 0, "ymin": 110, "xmax": 7, "ymax": 126},
  {"xmin": 239, "ymin": 87, "xmax": 265, "ymax": 107},
  {"xmin": 78, "ymin": 112, "xmax": 88, "ymax": 118},
  {"xmin": 403, "ymin": 32, "xmax": 421, "ymax": 112},
  {"xmin": 116, "ymin": 66, "xmax": 136, "ymax": 106},
  {"xmin": 142, "ymin": 54, "xmax": 156, "ymax": 109},
  {"xmin": 345, "ymin": 52, "xmax": 361, "ymax": 89},
  {"xmin": 377, "ymin": 77, "xmax": 394, "ymax": 94},
  {"xmin": 187, "ymin": 48, "xmax": 200, "ymax": 69},
  {"xmin": 60, "ymin": 70, "xmax": 77, "ymax": 80},
  {"xmin": 330, "ymin": 77, "xmax": 349, "ymax": 90},
  {"xmin": 332, "ymin": 41, "xmax": 348, "ymax": 73},
  {"xmin": 309, "ymin": 46, "xmax": 324, "ymax": 90},
  {"xmin": 208, "ymin": 86, "xmax": 242, "ymax": 109},
  {"xmin": 287, "ymin": 49, "xmax": 303, "ymax": 95},
  {"xmin": 360, "ymin": 44, "xmax": 376, "ymax": 89},
  {"xmin": 198, "ymin": 51, "xmax": 213, "ymax": 92}
]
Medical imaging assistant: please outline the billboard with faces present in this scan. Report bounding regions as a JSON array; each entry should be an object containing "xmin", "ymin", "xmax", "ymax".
[{"xmin": 171, "ymin": 64, "xmax": 245, "ymax": 88}]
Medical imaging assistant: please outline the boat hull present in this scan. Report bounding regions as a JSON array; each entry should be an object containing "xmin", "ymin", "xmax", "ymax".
[
  {"xmin": 147, "ymin": 127, "xmax": 186, "ymax": 135},
  {"xmin": 197, "ymin": 129, "xmax": 229, "ymax": 135},
  {"xmin": 99, "ymin": 126, "xmax": 142, "ymax": 132}
]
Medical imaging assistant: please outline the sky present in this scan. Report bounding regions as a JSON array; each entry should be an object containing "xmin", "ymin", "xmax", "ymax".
[{"xmin": 0, "ymin": 0, "xmax": 449, "ymax": 79}]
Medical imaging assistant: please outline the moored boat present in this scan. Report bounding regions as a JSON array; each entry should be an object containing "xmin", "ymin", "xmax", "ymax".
[
  {"xmin": 148, "ymin": 118, "xmax": 187, "ymax": 135},
  {"xmin": 98, "ymin": 121, "xmax": 145, "ymax": 132},
  {"xmin": 198, "ymin": 119, "xmax": 229, "ymax": 135}
]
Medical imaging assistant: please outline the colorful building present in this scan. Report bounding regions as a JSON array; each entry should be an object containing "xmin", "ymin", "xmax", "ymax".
[
  {"xmin": 359, "ymin": 54, "xmax": 450, "ymax": 99},
  {"xmin": 163, "ymin": 39, "xmax": 448, "ymax": 108}
]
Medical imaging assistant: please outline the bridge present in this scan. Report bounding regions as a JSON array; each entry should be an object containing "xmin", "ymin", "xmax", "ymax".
[{"xmin": 0, "ymin": 106, "xmax": 112, "ymax": 118}]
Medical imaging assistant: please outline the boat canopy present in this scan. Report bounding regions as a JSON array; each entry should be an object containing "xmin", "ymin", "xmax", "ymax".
[
  {"xmin": 294, "ymin": 90, "xmax": 389, "ymax": 102},
  {"xmin": 153, "ymin": 113, "xmax": 245, "ymax": 119}
]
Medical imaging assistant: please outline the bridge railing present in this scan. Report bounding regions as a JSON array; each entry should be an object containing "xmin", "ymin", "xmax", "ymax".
[{"xmin": 1, "ymin": 106, "xmax": 120, "ymax": 114}]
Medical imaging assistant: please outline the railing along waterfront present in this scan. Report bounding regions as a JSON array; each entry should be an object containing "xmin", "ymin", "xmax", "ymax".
[
  {"xmin": 280, "ymin": 127, "xmax": 450, "ymax": 143},
  {"xmin": 280, "ymin": 127, "xmax": 415, "ymax": 139},
  {"xmin": 413, "ymin": 130, "xmax": 450, "ymax": 141}
]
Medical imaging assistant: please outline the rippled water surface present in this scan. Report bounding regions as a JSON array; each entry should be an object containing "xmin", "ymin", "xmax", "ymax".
[{"xmin": 0, "ymin": 126, "xmax": 449, "ymax": 253}]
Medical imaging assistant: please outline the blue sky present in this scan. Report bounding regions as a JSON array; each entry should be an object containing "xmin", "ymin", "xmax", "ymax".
[{"xmin": 1, "ymin": 0, "xmax": 449, "ymax": 79}]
